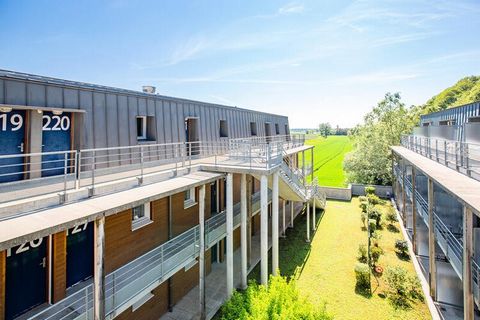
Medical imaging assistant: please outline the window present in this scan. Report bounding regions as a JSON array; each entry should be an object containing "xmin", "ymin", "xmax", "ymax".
[
  {"xmin": 220, "ymin": 120, "xmax": 229, "ymax": 137},
  {"xmin": 131, "ymin": 203, "xmax": 152, "ymax": 230},
  {"xmin": 439, "ymin": 119, "xmax": 456, "ymax": 126},
  {"xmin": 250, "ymin": 122, "xmax": 257, "ymax": 136},
  {"xmin": 468, "ymin": 116, "xmax": 480, "ymax": 123},
  {"xmin": 275, "ymin": 123, "xmax": 280, "ymax": 135},
  {"xmin": 136, "ymin": 116, "xmax": 147, "ymax": 140},
  {"xmin": 285, "ymin": 124, "xmax": 290, "ymax": 135},
  {"xmin": 184, "ymin": 187, "xmax": 196, "ymax": 208}
]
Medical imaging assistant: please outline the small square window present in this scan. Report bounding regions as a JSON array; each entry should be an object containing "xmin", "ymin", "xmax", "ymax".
[
  {"xmin": 136, "ymin": 116, "xmax": 147, "ymax": 140},
  {"xmin": 132, "ymin": 203, "xmax": 152, "ymax": 230},
  {"xmin": 250, "ymin": 122, "xmax": 257, "ymax": 136},
  {"xmin": 184, "ymin": 187, "xmax": 196, "ymax": 208},
  {"xmin": 220, "ymin": 120, "xmax": 229, "ymax": 137}
]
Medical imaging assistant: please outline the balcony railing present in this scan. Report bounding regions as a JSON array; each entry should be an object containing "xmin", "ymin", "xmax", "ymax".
[
  {"xmin": 0, "ymin": 135, "xmax": 305, "ymax": 204},
  {"xmin": 401, "ymin": 135, "xmax": 480, "ymax": 180},
  {"xmin": 27, "ymin": 190, "xmax": 272, "ymax": 320}
]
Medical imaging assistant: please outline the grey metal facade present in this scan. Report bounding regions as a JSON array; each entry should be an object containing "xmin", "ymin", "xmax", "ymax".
[{"xmin": 0, "ymin": 69, "xmax": 290, "ymax": 151}]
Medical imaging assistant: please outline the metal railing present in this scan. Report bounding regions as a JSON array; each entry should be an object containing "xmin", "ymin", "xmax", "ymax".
[
  {"xmin": 0, "ymin": 135, "xmax": 305, "ymax": 204},
  {"xmin": 27, "ymin": 190, "xmax": 273, "ymax": 320},
  {"xmin": 401, "ymin": 135, "xmax": 480, "ymax": 179}
]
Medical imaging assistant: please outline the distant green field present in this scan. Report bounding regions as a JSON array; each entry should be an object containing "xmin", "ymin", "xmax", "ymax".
[{"xmin": 300, "ymin": 135, "xmax": 353, "ymax": 187}]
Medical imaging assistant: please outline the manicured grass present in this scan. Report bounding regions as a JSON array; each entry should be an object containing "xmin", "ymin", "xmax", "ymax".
[
  {"xmin": 300, "ymin": 135, "xmax": 353, "ymax": 187},
  {"xmin": 247, "ymin": 199, "xmax": 431, "ymax": 320}
]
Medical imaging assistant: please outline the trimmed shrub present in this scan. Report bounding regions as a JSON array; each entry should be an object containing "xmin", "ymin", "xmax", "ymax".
[
  {"xmin": 361, "ymin": 211, "xmax": 367, "ymax": 228},
  {"xmin": 359, "ymin": 196, "xmax": 368, "ymax": 203},
  {"xmin": 367, "ymin": 194, "xmax": 381, "ymax": 205},
  {"xmin": 386, "ymin": 206, "xmax": 398, "ymax": 224},
  {"xmin": 368, "ymin": 219, "xmax": 376, "ymax": 233},
  {"xmin": 395, "ymin": 240, "xmax": 409, "ymax": 257},
  {"xmin": 385, "ymin": 266, "xmax": 424, "ymax": 308},
  {"xmin": 358, "ymin": 244, "xmax": 367, "ymax": 263},
  {"xmin": 369, "ymin": 208, "xmax": 382, "ymax": 228},
  {"xmin": 365, "ymin": 186, "xmax": 376, "ymax": 195},
  {"xmin": 220, "ymin": 276, "xmax": 333, "ymax": 320},
  {"xmin": 359, "ymin": 201, "xmax": 368, "ymax": 213},
  {"xmin": 370, "ymin": 246, "xmax": 384, "ymax": 266},
  {"xmin": 355, "ymin": 263, "xmax": 370, "ymax": 290}
]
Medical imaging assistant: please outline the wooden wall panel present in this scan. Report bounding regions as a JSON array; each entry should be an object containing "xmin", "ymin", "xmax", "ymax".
[
  {"xmin": 105, "ymin": 198, "xmax": 168, "ymax": 273},
  {"xmin": 172, "ymin": 263, "xmax": 199, "ymax": 304},
  {"xmin": 0, "ymin": 251, "xmax": 5, "ymax": 320},
  {"xmin": 115, "ymin": 281, "xmax": 168, "ymax": 320},
  {"xmin": 171, "ymin": 189, "xmax": 198, "ymax": 237},
  {"xmin": 52, "ymin": 232, "xmax": 67, "ymax": 303},
  {"xmin": 233, "ymin": 228, "xmax": 241, "ymax": 250}
]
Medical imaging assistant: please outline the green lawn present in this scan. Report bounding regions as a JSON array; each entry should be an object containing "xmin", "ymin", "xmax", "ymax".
[
  {"xmin": 300, "ymin": 135, "xmax": 353, "ymax": 187},
  {"xmin": 246, "ymin": 199, "xmax": 431, "ymax": 320}
]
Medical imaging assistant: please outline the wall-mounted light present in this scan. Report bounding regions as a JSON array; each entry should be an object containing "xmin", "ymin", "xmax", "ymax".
[
  {"xmin": 0, "ymin": 106, "xmax": 13, "ymax": 113},
  {"xmin": 52, "ymin": 109, "xmax": 63, "ymax": 115},
  {"xmin": 36, "ymin": 109, "xmax": 43, "ymax": 114}
]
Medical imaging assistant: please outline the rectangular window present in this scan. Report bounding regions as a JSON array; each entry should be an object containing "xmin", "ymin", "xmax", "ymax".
[
  {"xmin": 136, "ymin": 116, "xmax": 147, "ymax": 140},
  {"xmin": 275, "ymin": 123, "xmax": 280, "ymax": 135},
  {"xmin": 439, "ymin": 119, "xmax": 456, "ymax": 126},
  {"xmin": 220, "ymin": 120, "xmax": 229, "ymax": 137},
  {"xmin": 132, "ymin": 203, "xmax": 152, "ymax": 230},
  {"xmin": 468, "ymin": 116, "xmax": 480, "ymax": 123},
  {"xmin": 250, "ymin": 122, "xmax": 257, "ymax": 136},
  {"xmin": 184, "ymin": 187, "xmax": 196, "ymax": 208},
  {"xmin": 285, "ymin": 124, "xmax": 289, "ymax": 135}
]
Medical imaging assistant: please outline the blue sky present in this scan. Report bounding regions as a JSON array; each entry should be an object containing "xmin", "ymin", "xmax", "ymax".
[{"xmin": 1, "ymin": 0, "xmax": 480, "ymax": 128}]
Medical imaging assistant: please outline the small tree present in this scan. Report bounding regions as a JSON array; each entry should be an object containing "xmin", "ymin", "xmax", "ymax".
[
  {"xmin": 365, "ymin": 186, "xmax": 376, "ymax": 195},
  {"xmin": 355, "ymin": 263, "xmax": 371, "ymax": 290},
  {"xmin": 395, "ymin": 240, "xmax": 409, "ymax": 258},
  {"xmin": 370, "ymin": 246, "xmax": 384, "ymax": 266},
  {"xmin": 386, "ymin": 206, "xmax": 398, "ymax": 225},
  {"xmin": 358, "ymin": 244, "xmax": 367, "ymax": 263}
]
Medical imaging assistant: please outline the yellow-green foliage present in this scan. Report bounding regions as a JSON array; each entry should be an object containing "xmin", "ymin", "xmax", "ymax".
[{"xmin": 220, "ymin": 275, "xmax": 332, "ymax": 320}]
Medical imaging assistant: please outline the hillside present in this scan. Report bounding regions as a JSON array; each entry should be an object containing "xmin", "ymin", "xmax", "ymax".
[{"xmin": 423, "ymin": 76, "xmax": 480, "ymax": 113}]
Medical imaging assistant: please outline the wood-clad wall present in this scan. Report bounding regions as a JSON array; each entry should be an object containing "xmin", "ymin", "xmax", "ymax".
[
  {"xmin": 52, "ymin": 232, "xmax": 67, "ymax": 303},
  {"xmin": 116, "ymin": 282, "xmax": 169, "ymax": 320}
]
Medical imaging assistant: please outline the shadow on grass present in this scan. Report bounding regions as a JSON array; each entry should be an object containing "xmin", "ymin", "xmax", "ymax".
[
  {"xmin": 395, "ymin": 252, "xmax": 411, "ymax": 261},
  {"xmin": 387, "ymin": 224, "xmax": 400, "ymax": 233},
  {"xmin": 355, "ymin": 284, "xmax": 372, "ymax": 298},
  {"xmin": 247, "ymin": 206, "xmax": 324, "ymax": 283}
]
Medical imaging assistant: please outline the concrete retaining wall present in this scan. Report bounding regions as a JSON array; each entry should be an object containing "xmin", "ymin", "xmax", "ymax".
[{"xmin": 319, "ymin": 183, "xmax": 393, "ymax": 201}]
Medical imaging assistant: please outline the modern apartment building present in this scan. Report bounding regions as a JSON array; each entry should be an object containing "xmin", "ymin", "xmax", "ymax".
[
  {"xmin": 392, "ymin": 101, "xmax": 480, "ymax": 320},
  {"xmin": 0, "ymin": 70, "xmax": 325, "ymax": 320}
]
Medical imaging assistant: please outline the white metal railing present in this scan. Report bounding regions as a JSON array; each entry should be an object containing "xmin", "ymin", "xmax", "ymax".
[
  {"xmin": 401, "ymin": 134, "xmax": 480, "ymax": 179},
  {"xmin": 27, "ymin": 190, "xmax": 273, "ymax": 320},
  {"xmin": 0, "ymin": 135, "xmax": 305, "ymax": 203}
]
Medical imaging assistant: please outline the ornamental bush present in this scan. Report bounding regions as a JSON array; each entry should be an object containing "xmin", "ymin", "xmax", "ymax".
[
  {"xmin": 354, "ymin": 263, "xmax": 371, "ymax": 290},
  {"xmin": 220, "ymin": 275, "xmax": 333, "ymax": 320},
  {"xmin": 365, "ymin": 186, "xmax": 376, "ymax": 195},
  {"xmin": 386, "ymin": 206, "xmax": 398, "ymax": 224},
  {"xmin": 367, "ymin": 194, "xmax": 381, "ymax": 205},
  {"xmin": 358, "ymin": 244, "xmax": 367, "ymax": 263},
  {"xmin": 369, "ymin": 208, "xmax": 382, "ymax": 228},
  {"xmin": 395, "ymin": 240, "xmax": 409, "ymax": 257},
  {"xmin": 370, "ymin": 246, "xmax": 384, "ymax": 266},
  {"xmin": 384, "ymin": 266, "xmax": 424, "ymax": 308}
]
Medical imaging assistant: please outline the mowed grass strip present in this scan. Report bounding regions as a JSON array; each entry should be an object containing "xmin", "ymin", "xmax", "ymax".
[{"xmin": 301, "ymin": 135, "xmax": 353, "ymax": 187}]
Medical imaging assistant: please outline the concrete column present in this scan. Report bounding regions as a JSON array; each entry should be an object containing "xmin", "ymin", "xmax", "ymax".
[
  {"xmin": 28, "ymin": 110, "xmax": 44, "ymax": 179},
  {"xmin": 312, "ymin": 198, "xmax": 316, "ymax": 231},
  {"xmin": 411, "ymin": 167, "xmax": 417, "ymax": 254},
  {"xmin": 94, "ymin": 217, "xmax": 105, "ymax": 320},
  {"xmin": 226, "ymin": 173, "xmax": 234, "ymax": 296},
  {"xmin": 306, "ymin": 202, "xmax": 310, "ymax": 242},
  {"xmin": 272, "ymin": 172, "xmax": 279, "ymax": 276},
  {"xmin": 240, "ymin": 174, "xmax": 248, "ymax": 290},
  {"xmin": 427, "ymin": 178, "xmax": 436, "ymax": 299},
  {"xmin": 302, "ymin": 151, "xmax": 305, "ymax": 182},
  {"xmin": 463, "ymin": 206, "xmax": 474, "ymax": 320},
  {"xmin": 260, "ymin": 175, "xmax": 269, "ymax": 286},
  {"xmin": 290, "ymin": 201, "xmax": 294, "ymax": 228},
  {"xmin": 282, "ymin": 199, "xmax": 286, "ymax": 237},
  {"xmin": 247, "ymin": 175, "xmax": 253, "ymax": 267},
  {"xmin": 198, "ymin": 185, "xmax": 206, "ymax": 319}
]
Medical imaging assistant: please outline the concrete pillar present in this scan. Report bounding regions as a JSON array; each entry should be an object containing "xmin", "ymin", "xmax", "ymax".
[
  {"xmin": 226, "ymin": 173, "xmax": 234, "ymax": 296},
  {"xmin": 272, "ymin": 172, "xmax": 279, "ymax": 276},
  {"xmin": 306, "ymin": 202, "xmax": 310, "ymax": 242},
  {"xmin": 28, "ymin": 110, "xmax": 44, "ymax": 179},
  {"xmin": 290, "ymin": 201, "xmax": 294, "ymax": 228},
  {"xmin": 427, "ymin": 178, "xmax": 436, "ymax": 299},
  {"xmin": 302, "ymin": 151, "xmax": 305, "ymax": 183},
  {"xmin": 312, "ymin": 198, "xmax": 316, "ymax": 231},
  {"xmin": 260, "ymin": 175, "xmax": 269, "ymax": 286},
  {"xmin": 282, "ymin": 199, "xmax": 286, "ymax": 237},
  {"xmin": 411, "ymin": 167, "xmax": 417, "ymax": 254},
  {"xmin": 463, "ymin": 206, "xmax": 474, "ymax": 320},
  {"xmin": 247, "ymin": 175, "xmax": 253, "ymax": 267},
  {"xmin": 198, "ymin": 185, "xmax": 206, "ymax": 319},
  {"xmin": 94, "ymin": 217, "xmax": 105, "ymax": 320},
  {"xmin": 240, "ymin": 174, "xmax": 248, "ymax": 290}
]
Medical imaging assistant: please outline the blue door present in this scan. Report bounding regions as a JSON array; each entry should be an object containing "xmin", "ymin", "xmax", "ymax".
[
  {"xmin": 41, "ymin": 112, "xmax": 72, "ymax": 177},
  {"xmin": 5, "ymin": 238, "xmax": 47, "ymax": 320},
  {"xmin": 66, "ymin": 222, "xmax": 94, "ymax": 287},
  {"xmin": 0, "ymin": 110, "xmax": 26, "ymax": 183}
]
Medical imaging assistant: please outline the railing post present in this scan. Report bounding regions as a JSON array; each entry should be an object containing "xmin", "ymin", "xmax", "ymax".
[
  {"xmin": 140, "ymin": 145, "xmax": 144, "ymax": 185},
  {"xmin": 465, "ymin": 143, "xmax": 471, "ymax": 176},
  {"xmin": 76, "ymin": 150, "xmax": 81, "ymax": 189},
  {"xmin": 435, "ymin": 139, "xmax": 439, "ymax": 161},
  {"xmin": 444, "ymin": 141, "xmax": 447, "ymax": 165},
  {"xmin": 91, "ymin": 150, "xmax": 96, "ymax": 193},
  {"xmin": 62, "ymin": 152, "xmax": 68, "ymax": 200},
  {"xmin": 455, "ymin": 141, "xmax": 459, "ymax": 170}
]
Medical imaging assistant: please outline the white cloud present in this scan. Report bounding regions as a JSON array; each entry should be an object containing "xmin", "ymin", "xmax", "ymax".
[{"xmin": 278, "ymin": 2, "xmax": 304, "ymax": 15}]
